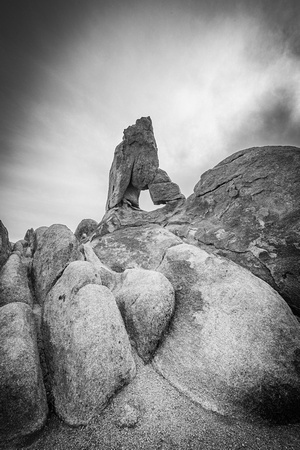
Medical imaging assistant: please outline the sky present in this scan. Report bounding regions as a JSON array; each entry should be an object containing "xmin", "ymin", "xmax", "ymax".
[{"xmin": 1, "ymin": 0, "xmax": 300, "ymax": 242}]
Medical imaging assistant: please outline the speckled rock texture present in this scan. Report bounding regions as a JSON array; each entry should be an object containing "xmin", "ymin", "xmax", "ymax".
[
  {"xmin": 92, "ymin": 224, "xmax": 182, "ymax": 272},
  {"xmin": 0, "ymin": 220, "xmax": 11, "ymax": 269},
  {"xmin": 0, "ymin": 302, "xmax": 48, "ymax": 441},
  {"xmin": 0, "ymin": 253, "xmax": 33, "ymax": 307},
  {"xmin": 32, "ymin": 224, "xmax": 81, "ymax": 305},
  {"xmin": 154, "ymin": 243, "xmax": 300, "ymax": 423},
  {"xmin": 43, "ymin": 261, "xmax": 136, "ymax": 426},
  {"xmin": 166, "ymin": 146, "xmax": 300, "ymax": 315},
  {"xmin": 74, "ymin": 218, "xmax": 98, "ymax": 241}
]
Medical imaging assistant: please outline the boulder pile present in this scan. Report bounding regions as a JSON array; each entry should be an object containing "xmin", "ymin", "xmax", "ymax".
[{"xmin": 1, "ymin": 117, "xmax": 300, "ymax": 444}]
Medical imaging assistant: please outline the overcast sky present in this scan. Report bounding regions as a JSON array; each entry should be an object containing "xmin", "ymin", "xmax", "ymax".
[{"xmin": 1, "ymin": 0, "xmax": 300, "ymax": 242}]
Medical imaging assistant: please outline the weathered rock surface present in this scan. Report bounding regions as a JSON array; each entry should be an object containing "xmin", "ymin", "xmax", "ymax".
[
  {"xmin": 92, "ymin": 224, "xmax": 182, "ymax": 272},
  {"xmin": 154, "ymin": 243, "xmax": 300, "ymax": 423},
  {"xmin": 149, "ymin": 168, "xmax": 185, "ymax": 205},
  {"xmin": 32, "ymin": 224, "xmax": 81, "ymax": 305},
  {"xmin": 0, "ymin": 303, "xmax": 48, "ymax": 441},
  {"xmin": 114, "ymin": 268, "xmax": 175, "ymax": 362},
  {"xmin": 74, "ymin": 218, "xmax": 98, "ymax": 241},
  {"xmin": 82, "ymin": 242, "xmax": 175, "ymax": 363},
  {"xmin": 43, "ymin": 262, "xmax": 136, "ymax": 425},
  {"xmin": 33, "ymin": 226, "xmax": 48, "ymax": 253},
  {"xmin": 0, "ymin": 220, "xmax": 11, "ymax": 269},
  {"xmin": 0, "ymin": 253, "xmax": 33, "ymax": 307},
  {"xmin": 166, "ymin": 146, "xmax": 300, "ymax": 315},
  {"xmin": 106, "ymin": 117, "xmax": 159, "ymax": 210}
]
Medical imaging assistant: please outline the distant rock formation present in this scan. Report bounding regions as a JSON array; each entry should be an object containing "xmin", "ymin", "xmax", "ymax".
[
  {"xmin": 74, "ymin": 218, "xmax": 98, "ymax": 241},
  {"xmin": 106, "ymin": 117, "xmax": 184, "ymax": 210}
]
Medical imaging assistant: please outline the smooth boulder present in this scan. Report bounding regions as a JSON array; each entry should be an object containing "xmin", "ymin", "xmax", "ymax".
[
  {"xmin": 0, "ymin": 253, "xmax": 33, "ymax": 307},
  {"xmin": 43, "ymin": 261, "xmax": 136, "ymax": 425},
  {"xmin": 154, "ymin": 243, "xmax": 300, "ymax": 423},
  {"xmin": 0, "ymin": 303, "xmax": 48, "ymax": 441},
  {"xmin": 114, "ymin": 268, "xmax": 175, "ymax": 362},
  {"xmin": 32, "ymin": 224, "xmax": 81, "ymax": 304}
]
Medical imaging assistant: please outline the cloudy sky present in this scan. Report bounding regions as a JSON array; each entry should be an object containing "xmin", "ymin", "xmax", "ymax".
[{"xmin": 1, "ymin": 0, "xmax": 300, "ymax": 242}]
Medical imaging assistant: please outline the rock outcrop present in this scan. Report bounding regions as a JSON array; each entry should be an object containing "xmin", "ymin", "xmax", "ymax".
[
  {"xmin": 74, "ymin": 218, "xmax": 98, "ymax": 241},
  {"xmin": 0, "ymin": 303, "xmax": 48, "ymax": 441},
  {"xmin": 43, "ymin": 261, "xmax": 136, "ymax": 425},
  {"xmin": 154, "ymin": 243, "xmax": 300, "ymax": 422},
  {"xmin": 105, "ymin": 117, "xmax": 184, "ymax": 211},
  {"xmin": 92, "ymin": 224, "xmax": 182, "ymax": 272},
  {"xmin": 32, "ymin": 224, "xmax": 81, "ymax": 305},
  {"xmin": 0, "ymin": 220, "xmax": 11, "ymax": 269},
  {"xmin": 166, "ymin": 146, "xmax": 300, "ymax": 315},
  {"xmin": 0, "ymin": 253, "xmax": 34, "ymax": 307}
]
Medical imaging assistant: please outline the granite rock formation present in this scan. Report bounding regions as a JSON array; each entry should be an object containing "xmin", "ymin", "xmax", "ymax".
[
  {"xmin": 105, "ymin": 117, "xmax": 184, "ymax": 211},
  {"xmin": 0, "ymin": 220, "xmax": 11, "ymax": 269},
  {"xmin": 166, "ymin": 146, "xmax": 300, "ymax": 315},
  {"xmin": 154, "ymin": 243, "xmax": 300, "ymax": 422},
  {"xmin": 0, "ymin": 253, "xmax": 34, "ymax": 307},
  {"xmin": 32, "ymin": 224, "xmax": 81, "ymax": 305},
  {"xmin": 74, "ymin": 218, "xmax": 98, "ymax": 241},
  {"xmin": 0, "ymin": 303, "xmax": 48, "ymax": 440},
  {"xmin": 43, "ymin": 262, "xmax": 136, "ymax": 425}
]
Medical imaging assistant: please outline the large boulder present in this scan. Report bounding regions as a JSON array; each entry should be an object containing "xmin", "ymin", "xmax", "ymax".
[
  {"xmin": 154, "ymin": 243, "xmax": 300, "ymax": 423},
  {"xmin": 106, "ymin": 117, "xmax": 159, "ymax": 210},
  {"xmin": 32, "ymin": 224, "xmax": 81, "ymax": 305},
  {"xmin": 43, "ymin": 261, "xmax": 136, "ymax": 425},
  {"xmin": 114, "ymin": 268, "xmax": 175, "ymax": 362},
  {"xmin": 0, "ymin": 303, "xmax": 48, "ymax": 441},
  {"xmin": 92, "ymin": 224, "xmax": 182, "ymax": 272},
  {"xmin": 166, "ymin": 146, "xmax": 300, "ymax": 315},
  {"xmin": 0, "ymin": 253, "xmax": 33, "ymax": 308},
  {"xmin": 0, "ymin": 220, "xmax": 11, "ymax": 269},
  {"xmin": 74, "ymin": 218, "xmax": 98, "ymax": 241}
]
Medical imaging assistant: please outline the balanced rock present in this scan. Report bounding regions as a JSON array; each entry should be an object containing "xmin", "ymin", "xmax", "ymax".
[
  {"xmin": 0, "ymin": 220, "xmax": 11, "ymax": 269},
  {"xmin": 92, "ymin": 224, "xmax": 182, "ymax": 272},
  {"xmin": 0, "ymin": 253, "xmax": 33, "ymax": 308},
  {"xmin": 149, "ymin": 168, "xmax": 185, "ymax": 205},
  {"xmin": 154, "ymin": 243, "xmax": 300, "ymax": 422},
  {"xmin": 32, "ymin": 224, "xmax": 81, "ymax": 305},
  {"xmin": 74, "ymin": 218, "xmax": 98, "ymax": 241},
  {"xmin": 43, "ymin": 261, "xmax": 136, "ymax": 425},
  {"xmin": 0, "ymin": 303, "xmax": 48, "ymax": 441},
  {"xmin": 167, "ymin": 146, "xmax": 300, "ymax": 315},
  {"xmin": 106, "ymin": 117, "xmax": 159, "ymax": 210},
  {"xmin": 114, "ymin": 268, "xmax": 175, "ymax": 362}
]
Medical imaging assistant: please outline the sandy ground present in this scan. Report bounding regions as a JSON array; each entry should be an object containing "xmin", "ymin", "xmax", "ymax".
[{"xmin": 4, "ymin": 352, "xmax": 300, "ymax": 450}]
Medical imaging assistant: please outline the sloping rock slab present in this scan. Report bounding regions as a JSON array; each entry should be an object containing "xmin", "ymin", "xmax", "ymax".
[
  {"xmin": 92, "ymin": 224, "xmax": 182, "ymax": 272},
  {"xmin": 43, "ymin": 262, "xmax": 136, "ymax": 425},
  {"xmin": 32, "ymin": 224, "xmax": 81, "ymax": 304},
  {"xmin": 0, "ymin": 303, "xmax": 48, "ymax": 441},
  {"xmin": 154, "ymin": 243, "xmax": 300, "ymax": 423},
  {"xmin": 166, "ymin": 146, "xmax": 300, "ymax": 314},
  {"xmin": 0, "ymin": 253, "xmax": 33, "ymax": 307}
]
